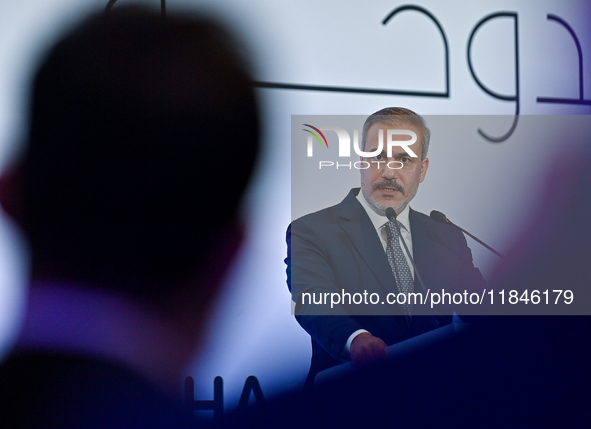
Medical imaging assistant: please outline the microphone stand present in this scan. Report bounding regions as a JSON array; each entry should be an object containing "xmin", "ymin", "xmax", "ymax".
[{"xmin": 430, "ymin": 210, "xmax": 503, "ymax": 258}]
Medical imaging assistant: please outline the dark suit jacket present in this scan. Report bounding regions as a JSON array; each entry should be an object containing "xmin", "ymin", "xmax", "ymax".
[{"xmin": 286, "ymin": 188, "xmax": 486, "ymax": 383}]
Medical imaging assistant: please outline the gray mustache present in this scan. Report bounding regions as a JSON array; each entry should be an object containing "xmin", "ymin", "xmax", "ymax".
[{"xmin": 373, "ymin": 180, "xmax": 405, "ymax": 194}]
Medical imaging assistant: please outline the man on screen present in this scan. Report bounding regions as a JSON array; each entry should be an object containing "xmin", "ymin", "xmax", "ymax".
[{"xmin": 287, "ymin": 107, "xmax": 486, "ymax": 385}]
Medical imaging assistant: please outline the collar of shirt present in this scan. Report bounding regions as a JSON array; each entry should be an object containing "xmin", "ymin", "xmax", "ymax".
[
  {"xmin": 356, "ymin": 190, "xmax": 412, "ymax": 239},
  {"xmin": 356, "ymin": 190, "xmax": 414, "ymax": 277}
]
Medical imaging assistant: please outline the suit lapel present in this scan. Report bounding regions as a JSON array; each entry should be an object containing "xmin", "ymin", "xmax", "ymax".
[
  {"xmin": 409, "ymin": 209, "xmax": 434, "ymax": 288},
  {"xmin": 409, "ymin": 209, "xmax": 451, "ymax": 332},
  {"xmin": 337, "ymin": 189, "xmax": 397, "ymax": 294},
  {"xmin": 409, "ymin": 209, "xmax": 428, "ymax": 272}
]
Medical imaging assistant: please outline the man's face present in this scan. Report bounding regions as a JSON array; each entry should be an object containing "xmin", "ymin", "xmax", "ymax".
[{"xmin": 360, "ymin": 122, "xmax": 429, "ymax": 215}]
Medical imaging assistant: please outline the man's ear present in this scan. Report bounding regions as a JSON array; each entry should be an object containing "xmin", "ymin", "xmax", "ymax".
[
  {"xmin": 419, "ymin": 157, "xmax": 429, "ymax": 183},
  {"xmin": 0, "ymin": 165, "xmax": 23, "ymax": 224}
]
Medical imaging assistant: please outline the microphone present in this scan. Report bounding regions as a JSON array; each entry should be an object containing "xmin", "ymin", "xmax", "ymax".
[
  {"xmin": 385, "ymin": 207, "xmax": 396, "ymax": 221},
  {"xmin": 385, "ymin": 208, "xmax": 427, "ymax": 294},
  {"xmin": 429, "ymin": 210, "xmax": 448, "ymax": 224},
  {"xmin": 430, "ymin": 210, "xmax": 503, "ymax": 258}
]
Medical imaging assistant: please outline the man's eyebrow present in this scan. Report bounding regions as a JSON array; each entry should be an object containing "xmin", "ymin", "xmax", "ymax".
[
  {"xmin": 364, "ymin": 148, "xmax": 386, "ymax": 155},
  {"xmin": 392, "ymin": 151, "xmax": 413, "ymax": 158},
  {"xmin": 365, "ymin": 149, "xmax": 416, "ymax": 158}
]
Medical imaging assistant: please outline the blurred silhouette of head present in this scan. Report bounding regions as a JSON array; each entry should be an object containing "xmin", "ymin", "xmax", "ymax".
[{"xmin": 15, "ymin": 6, "xmax": 259, "ymax": 305}]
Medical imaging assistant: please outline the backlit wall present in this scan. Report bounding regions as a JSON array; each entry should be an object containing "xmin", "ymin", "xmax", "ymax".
[{"xmin": 0, "ymin": 0, "xmax": 589, "ymax": 410}]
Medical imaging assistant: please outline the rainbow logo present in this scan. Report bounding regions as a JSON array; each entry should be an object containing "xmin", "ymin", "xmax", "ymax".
[{"xmin": 302, "ymin": 124, "xmax": 328, "ymax": 148}]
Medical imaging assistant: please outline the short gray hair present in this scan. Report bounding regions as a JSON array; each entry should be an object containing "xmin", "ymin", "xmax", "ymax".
[{"xmin": 361, "ymin": 107, "xmax": 430, "ymax": 159}]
